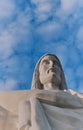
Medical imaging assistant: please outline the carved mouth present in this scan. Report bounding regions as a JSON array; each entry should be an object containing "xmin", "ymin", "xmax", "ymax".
[{"xmin": 47, "ymin": 68, "xmax": 57, "ymax": 73}]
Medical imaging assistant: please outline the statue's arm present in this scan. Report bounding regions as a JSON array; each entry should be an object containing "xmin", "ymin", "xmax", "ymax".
[{"xmin": 18, "ymin": 100, "xmax": 31, "ymax": 130}]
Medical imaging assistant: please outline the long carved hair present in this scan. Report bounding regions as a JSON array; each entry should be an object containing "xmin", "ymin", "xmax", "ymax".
[{"xmin": 31, "ymin": 54, "xmax": 68, "ymax": 90}]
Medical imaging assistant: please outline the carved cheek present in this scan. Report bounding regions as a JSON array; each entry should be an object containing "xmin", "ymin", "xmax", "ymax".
[
  {"xmin": 40, "ymin": 66, "xmax": 45, "ymax": 75},
  {"xmin": 44, "ymin": 66, "xmax": 48, "ymax": 73}
]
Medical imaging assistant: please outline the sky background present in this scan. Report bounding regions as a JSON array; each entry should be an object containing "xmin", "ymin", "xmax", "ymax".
[{"xmin": 0, "ymin": 0, "xmax": 83, "ymax": 92}]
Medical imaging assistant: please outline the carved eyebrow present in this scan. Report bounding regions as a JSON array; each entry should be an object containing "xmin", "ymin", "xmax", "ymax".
[
  {"xmin": 41, "ymin": 58, "xmax": 60, "ymax": 66},
  {"xmin": 53, "ymin": 59, "xmax": 59, "ymax": 64},
  {"xmin": 41, "ymin": 59, "xmax": 49, "ymax": 64}
]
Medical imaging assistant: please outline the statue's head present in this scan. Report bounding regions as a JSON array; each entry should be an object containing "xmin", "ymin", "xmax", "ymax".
[{"xmin": 31, "ymin": 54, "xmax": 67, "ymax": 90}]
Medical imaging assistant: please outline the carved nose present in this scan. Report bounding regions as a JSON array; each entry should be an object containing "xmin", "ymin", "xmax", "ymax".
[{"xmin": 50, "ymin": 61, "xmax": 54, "ymax": 67}]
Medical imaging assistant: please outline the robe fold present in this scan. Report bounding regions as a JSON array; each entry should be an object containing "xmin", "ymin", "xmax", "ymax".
[{"xmin": 19, "ymin": 89, "xmax": 83, "ymax": 130}]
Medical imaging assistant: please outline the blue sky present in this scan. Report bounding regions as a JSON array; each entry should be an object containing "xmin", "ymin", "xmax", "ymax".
[{"xmin": 0, "ymin": 0, "xmax": 83, "ymax": 92}]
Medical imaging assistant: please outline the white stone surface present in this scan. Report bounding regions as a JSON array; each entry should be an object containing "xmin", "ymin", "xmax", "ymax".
[{"xmin": 0, "ymin": 89, "xmax": 83, "ymax": 130}]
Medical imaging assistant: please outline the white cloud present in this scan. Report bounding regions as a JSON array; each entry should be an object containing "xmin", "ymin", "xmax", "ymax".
[
  {"xmin": 61, "ymin": 0, "xmax": 78, "ymax": 12},
  {"xmin": 31, "ymin": 0, "xmax": 59, "ymax": 22},
  {"xmin": 0, "ymin": 78, "xmax": 17, "ymax": 90},
  {"xmin": 0, "ymin": 30, "xmax": 15, "ymax": 59},
  {"xmin": 78, "ymin": 0, "xmax": 83, "ymax": 7},
  {"xmin": 56, "ymin": 0, "xmax": 79, "ymax": 20},
  {"xmin": 0, "ymin": 1, "xmax": 35, "ymax": 90},
  {"xmin": 0, "ymin": 8, "xmax": 33, "ymax": 59},
  {"xmin": 0, "ymin": 0, "xmax": 15, "ymax": 19},
  {"xmin": 36, "ymin": 1, "xmax": 52, "ymax": 13},
  {"xmin": 0, "ymin": 0, "xmax": 82, "ymax": 92},
  {"xmin": 32, "ymin": 0, "xmax": 52, "ymax": 22},
  {"xmin": 37, "ymin": 22, "xmax": 61, "ymax": 42}
]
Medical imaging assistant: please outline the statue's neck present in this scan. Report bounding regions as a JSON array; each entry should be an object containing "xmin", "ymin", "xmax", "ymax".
[{"xmin": 43, "ymin": 83, "xmax": 59, "ymax": 90}]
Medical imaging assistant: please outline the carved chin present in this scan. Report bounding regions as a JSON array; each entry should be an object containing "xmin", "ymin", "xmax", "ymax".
[{"xmin": 41, "ymin": 74, "xmax": 61, "ymax": 85}]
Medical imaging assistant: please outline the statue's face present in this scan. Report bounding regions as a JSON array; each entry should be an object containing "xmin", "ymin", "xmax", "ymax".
[{"xmin": 39, "ymin": 55, "xmax": 62, "ymax": 88}]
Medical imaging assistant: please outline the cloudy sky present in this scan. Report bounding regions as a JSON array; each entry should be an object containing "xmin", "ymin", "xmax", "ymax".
[{"xmin": 0, "ymin": 0, "xmax": 83, "ymax": 92}]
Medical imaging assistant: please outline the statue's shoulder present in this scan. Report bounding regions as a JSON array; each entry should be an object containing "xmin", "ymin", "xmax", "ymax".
[{"xmin": 68, "ymin": 89, "xmax": 83, "ymax": 97}]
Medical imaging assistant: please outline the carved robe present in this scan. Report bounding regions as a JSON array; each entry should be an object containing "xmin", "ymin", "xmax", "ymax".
[{"xmin": 18, "ymin": 89, "xmax": 83, "ymax": 130}]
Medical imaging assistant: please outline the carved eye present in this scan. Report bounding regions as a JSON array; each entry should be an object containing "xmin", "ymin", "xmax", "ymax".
[
  {"xmin": 53, "ymin": 60, "xmax": 59, "ymax": 66},
  {"xmin": 43, "ymin": 60, "xmax": 49, "ymax": 65}
]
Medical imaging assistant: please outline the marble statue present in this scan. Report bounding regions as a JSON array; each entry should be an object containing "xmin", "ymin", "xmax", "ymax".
[
  {"xmin": 0, "ymin": 54, "xmax": 83, "ymax": 130},
  {"xmin": 18, "ymin": 54, "xmax": 83, "ymax": 130}
]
